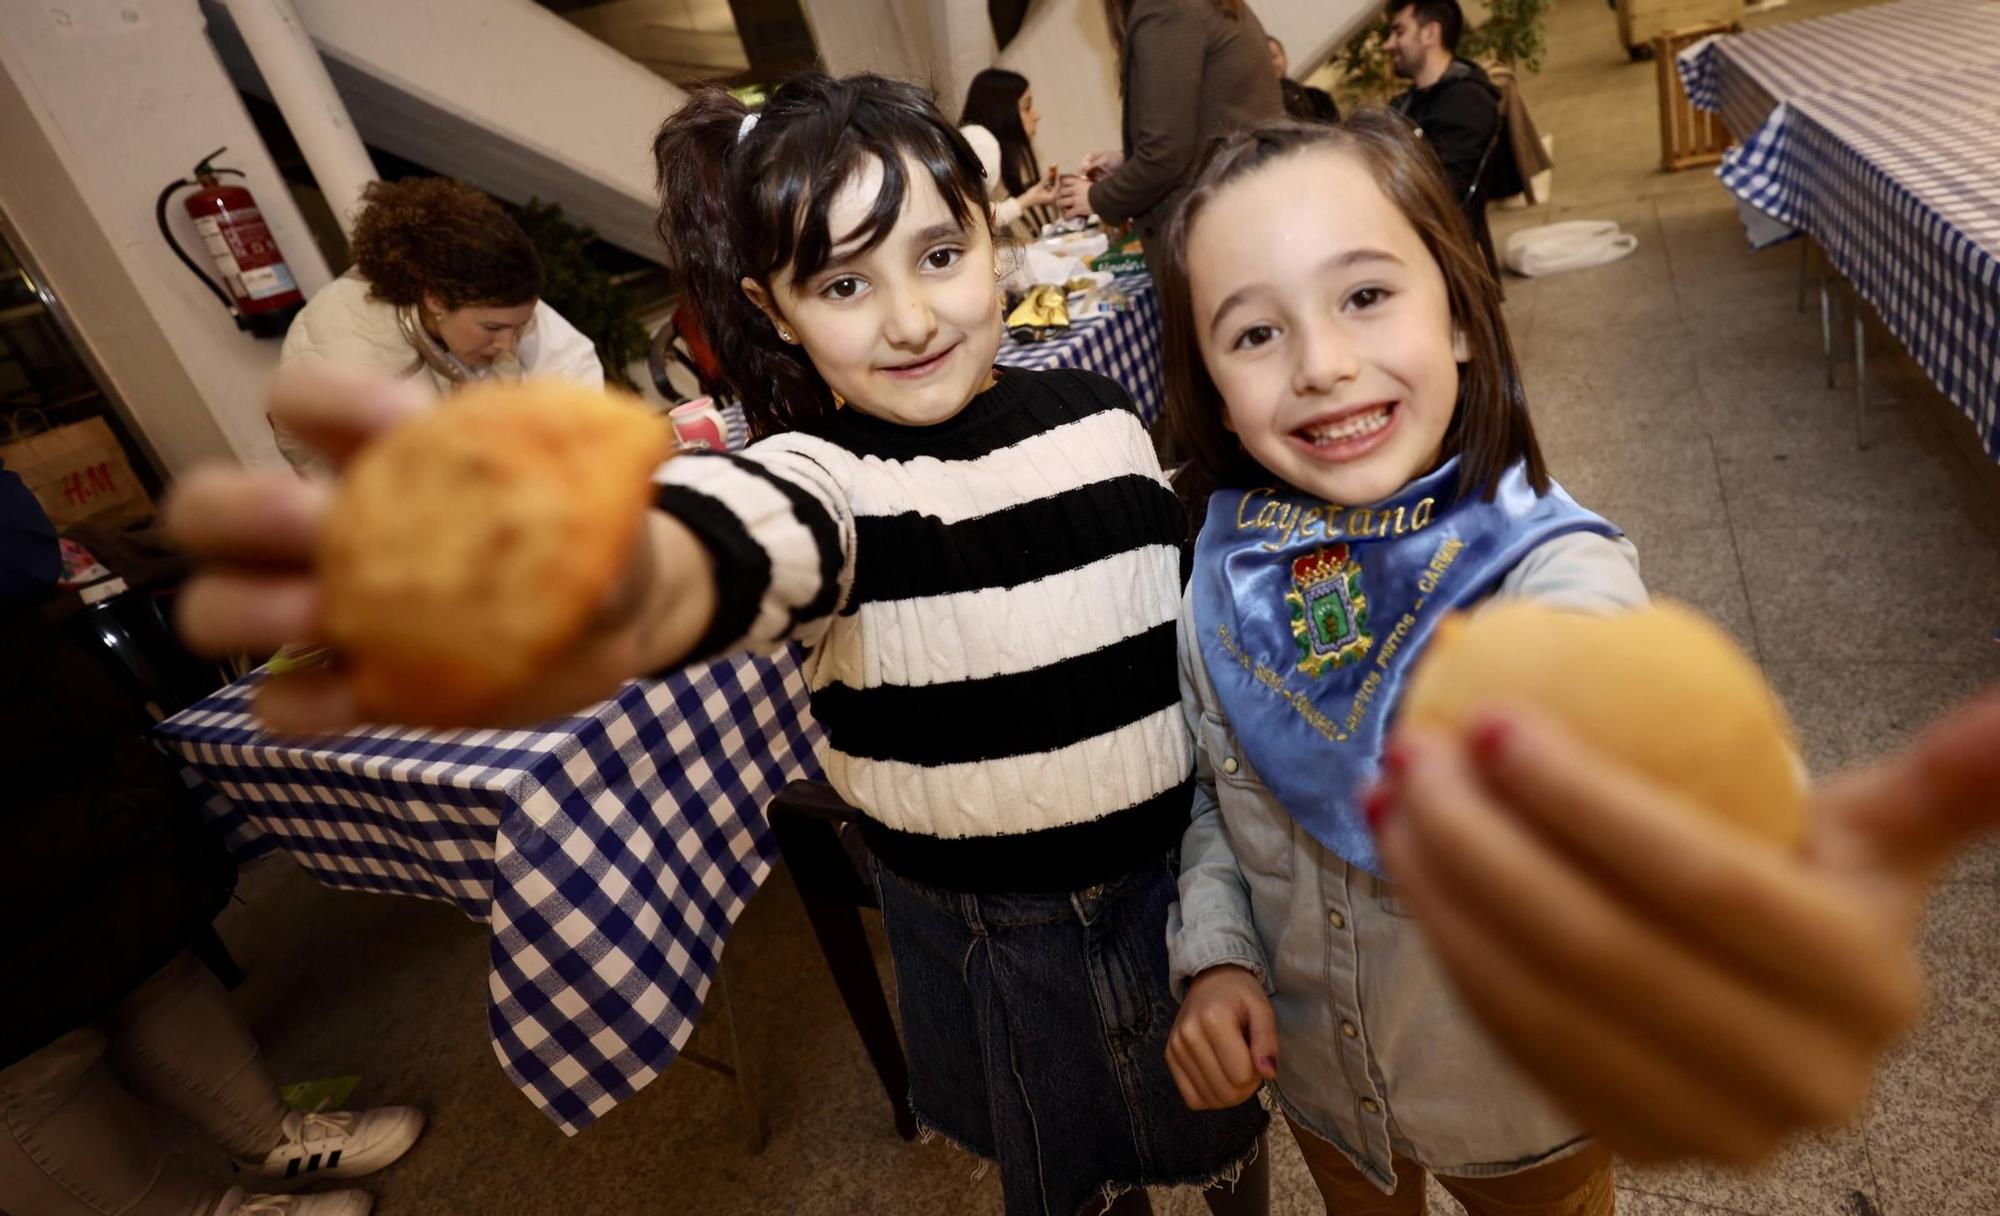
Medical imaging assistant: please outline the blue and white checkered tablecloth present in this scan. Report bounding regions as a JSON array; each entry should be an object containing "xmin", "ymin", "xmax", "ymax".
[
  {"xmin": 1678, "ymin": 0, "xmax": 2000, "ymax": 218},
  {"xmin": 995, "ymin": 271, "xmax": 1165, "ymax": 425},
  {"xmin": 156, "ymin": 651, "xmax": 824, "ymax": 1135},
  {"xmin": 1765, "ymin": 67, "xmax": 2000, "ymax": 453},
  {"xmin": 1677, "ymin": 0, "xmax": 1999, "ymax": 135},
  {"xmin": 721, "ymin": 401, "xmax": 751, "ymax": 452}
]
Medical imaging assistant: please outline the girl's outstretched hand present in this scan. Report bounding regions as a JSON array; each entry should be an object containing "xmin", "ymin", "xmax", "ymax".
[
  {"xmin": 165, "ymin": 368, "xmax": 422, "ymax": 734},
  {"xmin": 1018, "ymin": 171, "xmax": 1062, "ymax": 212},
  {"xmin": 1370, "ymin": 687, "xmax": 2000, "ymax": 1165},
  {"xmin": 166, "ymin": 368, "xmax": 705, "ymax": 734}
]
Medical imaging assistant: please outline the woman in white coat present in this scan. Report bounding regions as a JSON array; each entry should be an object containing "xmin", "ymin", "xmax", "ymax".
[{"xmin": 276, "ymin": 177, "xmax": 602, "ymax": 476}]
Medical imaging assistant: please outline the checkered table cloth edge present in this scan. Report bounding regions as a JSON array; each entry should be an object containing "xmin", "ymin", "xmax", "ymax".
[
  {"xmin": 720, "ymin": 402, "xmax": 750, "ymax": 453},
  {"xmin": 1682, "ymin": 0, "xmax": 2000, "ymax": 135},
  {"xmin": 1784, "ymin": 71, "xmax": 2000, "ymax": 455},
  {"xmin": 157, "ymin": 651, "xmax": 824, "ymax": 1135},
  {"xmin": 995, "ymin": 271, "xmax": 1165, "ymax": 426},
  {"xmin": 1677, "ymin": 0, "xmax": 2000, "ymax": 452},
  {"xmin": 1684, "ymin": 0, "xmax": 2000, "ymax": 207}
]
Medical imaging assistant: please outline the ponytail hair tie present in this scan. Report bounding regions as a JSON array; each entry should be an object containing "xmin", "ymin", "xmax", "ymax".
[{"xmin": 737, "ymin": 113, "xmax": 760, "ymax": 143}]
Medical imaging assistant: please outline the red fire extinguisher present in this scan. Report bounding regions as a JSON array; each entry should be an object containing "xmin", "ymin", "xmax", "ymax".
[{"xmin": 156, "ymin": 147, "xmax": 306, "ymax": 338}]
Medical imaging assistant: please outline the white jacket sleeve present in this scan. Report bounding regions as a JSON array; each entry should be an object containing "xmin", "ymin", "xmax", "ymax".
[
  {"xmin": 959, "ymin": 124, "xmax": 1025, "ymax": 230},
  {"xmin": 523, "ymin": 301, "xmax": 605, "ymax": 387},
  {"xmin": 1493, "ymin": 531, "xmax": 1647, "ymax": 614},
  {"xmin": 274, "ymin": 280, "xmax": 430, "ymax": 478}
]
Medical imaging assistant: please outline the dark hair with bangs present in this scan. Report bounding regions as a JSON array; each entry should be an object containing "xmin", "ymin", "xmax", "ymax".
[
  {"xmin": 653, "ymin": 73, "xmax": 991, "ymax": 437},
  {"xmin": 959, "ymin": 69, "xmax": 1040, "ymax": 198},
  {"xmin": 1156, "ymin": 110, "xmax": 1547, "ymax": 531}
]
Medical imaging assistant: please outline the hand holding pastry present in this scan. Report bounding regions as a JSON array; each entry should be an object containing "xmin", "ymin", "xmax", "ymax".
[
  {"xmin": 169, "ymin": 369, "xmax": 712, "ymax": 732},
  {"xmin": 1370, "ymin": 602, "xmax": 2000, "ymax": 1165}
]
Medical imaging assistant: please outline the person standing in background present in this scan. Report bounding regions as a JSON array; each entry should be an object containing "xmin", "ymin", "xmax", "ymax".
[
  {"xmin": 1268, "ymin": 36, "xmax": 1340, "ymax": 123},
  {"xmin": 1060, "ymin": 0, "xmax": 1282, "ymax": 266},
  {"xmin": 959, "ymin": 68, "xmax": 1063, "ymax": 238},
  {"xmin": 1384, "ymin": 0, "xmax": 1506, "ymax": 277}
]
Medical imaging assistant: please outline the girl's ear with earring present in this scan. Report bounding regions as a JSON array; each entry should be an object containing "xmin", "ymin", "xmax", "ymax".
[{"xmin": 738, "ymin": 276, "xmax": 798, "ymax": 346}]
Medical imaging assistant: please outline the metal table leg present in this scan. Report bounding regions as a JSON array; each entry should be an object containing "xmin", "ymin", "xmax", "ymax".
[
  {"xmin": 1797, "ymin": 238, "xmax": 1812, "ymax": 314},
  {"xmin": 1854, "ymin": 309, "xmax": 1869, "ymax": 449},
  {"xmin": 679, "ymin": 957, "xmax": 768, "ymax": 1153}
]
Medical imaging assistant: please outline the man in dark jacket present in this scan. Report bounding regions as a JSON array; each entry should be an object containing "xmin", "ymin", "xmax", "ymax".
[{"xmin": 1385, "ymin": 0, "xmax": 1508, "ymax": 277}]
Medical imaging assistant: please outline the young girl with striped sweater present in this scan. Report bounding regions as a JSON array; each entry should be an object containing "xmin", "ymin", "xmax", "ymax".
[
  {"xmin": 643, "ymin": 74, "xmax": 1269, "ymax": 1216},
  {"xmin": 171, "ymin": 73, "xmax": 1268, "ymax": 1216}
]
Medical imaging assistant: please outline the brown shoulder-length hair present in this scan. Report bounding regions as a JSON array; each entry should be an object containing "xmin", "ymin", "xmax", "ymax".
[
  {"xmin": 1102, "ymin": 0, "xmax": 1244, "ymax": 61},
  {"xmin": 1156, "ymin": 110, "xmax": 1547, "ymax": 530},
  {"xmin": 349, "ymin": 178, "xmax": 542, "ymax": 310}
]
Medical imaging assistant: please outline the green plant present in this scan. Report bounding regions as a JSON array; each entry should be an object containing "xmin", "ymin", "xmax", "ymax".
[
  {"xmin": 1461, "ymin": 0, "xmax": 1553, "ymax": 71},
  {"xmin": 512, "ymin": 200, "xmax": 648, "ymax": 390},
  {"xmin": 1333, "ymin": 21, "xmax": 1400, "ymax": 111}
]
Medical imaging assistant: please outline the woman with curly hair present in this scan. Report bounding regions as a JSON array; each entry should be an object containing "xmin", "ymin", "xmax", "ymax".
[{"xmin": 275, "ymin": 178, "xmax": 602, "ymax": 475}]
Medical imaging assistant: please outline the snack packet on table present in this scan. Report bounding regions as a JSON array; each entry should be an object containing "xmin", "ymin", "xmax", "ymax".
[{"xmin": 1005, "ymin": 284, "xmax": 1070, "ymax": 342}]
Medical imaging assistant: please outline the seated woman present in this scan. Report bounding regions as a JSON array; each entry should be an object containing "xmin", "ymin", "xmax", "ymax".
[
  {"xmin": 957, "ymin": 68, "xmax": 1060, "ymax": 238},
  {"xmin": 0, "ymin": 460, "xmax": 425, "ymax": 1216},
  {"xmin": 276, "ymin": 178, "xmax": 602, "ymax": 477}
]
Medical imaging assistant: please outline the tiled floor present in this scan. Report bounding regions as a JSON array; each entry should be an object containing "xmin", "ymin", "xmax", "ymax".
[{"xmin": 188, "ymin": 0, "xmax": 2000, "ymax": 1211}]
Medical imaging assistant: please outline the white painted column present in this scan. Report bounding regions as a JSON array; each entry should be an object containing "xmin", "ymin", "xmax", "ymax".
[
  {"xmin": 0, "ymin": 0, "xmax": 333, "ymax": 473},
  {"xmin": 798, "ymin": 0, "xmax": 925, "ymax": 79},
  {"xmin": 926, "ymin": 0, "xmax": 999, "ymax": 118},
  {"xmin": 996, "ymin": 0, "xmax": 1123, "ymax": 175},
  {"xmin": 220, "ymin": 0, "xmax": 378, "ymax": 238}
]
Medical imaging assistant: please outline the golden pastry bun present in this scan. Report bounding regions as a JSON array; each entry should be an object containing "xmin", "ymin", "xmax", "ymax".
[
  {"xmin": 318, "ymin": 379, "xmax": 673, "ymax": 728},
  {"xmin": 1401, "ymin": 600, "xmax": 1807, "ymax": 849}
]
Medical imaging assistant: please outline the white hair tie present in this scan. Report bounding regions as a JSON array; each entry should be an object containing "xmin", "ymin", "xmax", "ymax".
[{"xmin": 737, "ymin": 113, "xmax": 760, "ymax": 143}]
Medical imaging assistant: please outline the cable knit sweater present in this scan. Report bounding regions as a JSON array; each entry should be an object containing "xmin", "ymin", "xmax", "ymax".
[{"xmin": 652, "ymin": 367, "xmax": 1191, "ymax": 892}]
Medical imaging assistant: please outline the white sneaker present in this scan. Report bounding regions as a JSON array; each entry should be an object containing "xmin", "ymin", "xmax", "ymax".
[
  {"xmin": 238, "ymin": 1105, "xmax": 426, "ymax": 1184},
  {"xmin": 212, "ymin": 1186, "xmax": 374, "ymax": 1216}
]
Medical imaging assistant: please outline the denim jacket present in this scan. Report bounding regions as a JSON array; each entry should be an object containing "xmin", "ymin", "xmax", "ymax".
[{"xmin": 1166, "ymin": 531, "xmax": 1647, "ymax": 1193}]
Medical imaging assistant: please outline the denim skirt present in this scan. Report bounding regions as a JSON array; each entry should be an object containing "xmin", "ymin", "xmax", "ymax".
[{"xmin": 875, "ymin": 855, "xmax": 1268, "ymax": 1216}]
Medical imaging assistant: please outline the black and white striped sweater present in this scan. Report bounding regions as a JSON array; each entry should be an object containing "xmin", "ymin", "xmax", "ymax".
[{"xmin": 653, "ymin": 367, "xmax": 1191, "ymax": 892}]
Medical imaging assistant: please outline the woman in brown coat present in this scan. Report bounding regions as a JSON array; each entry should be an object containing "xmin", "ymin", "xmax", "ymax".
[{"xmin": 1060, "ymin": 0, "xmax": 1283, "ymax": 250}]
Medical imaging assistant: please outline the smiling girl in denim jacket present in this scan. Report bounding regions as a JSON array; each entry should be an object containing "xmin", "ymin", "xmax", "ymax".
[{"xmin": 1150, "ymin": 114, "xmax": 2000, "ymax": 1216}]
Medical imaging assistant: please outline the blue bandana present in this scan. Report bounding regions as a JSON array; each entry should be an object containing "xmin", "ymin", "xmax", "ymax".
[{"xmin": 1192, "ymin": 459, "xmax": 1619, "ymax": 875}]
